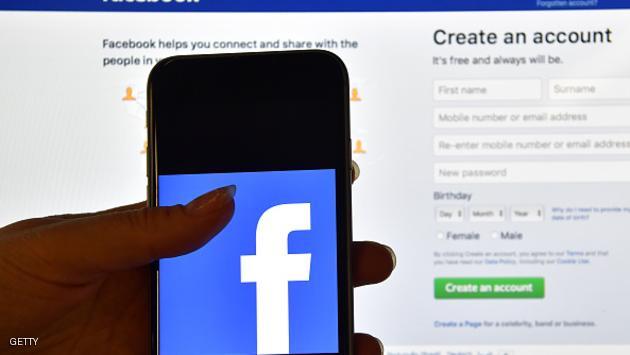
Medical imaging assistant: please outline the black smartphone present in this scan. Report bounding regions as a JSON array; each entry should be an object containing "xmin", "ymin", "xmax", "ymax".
[{"xmin": 147, "ymin": 51, "xmax": 353, "ymax": 355}]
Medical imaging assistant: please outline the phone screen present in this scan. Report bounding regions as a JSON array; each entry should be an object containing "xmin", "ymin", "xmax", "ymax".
[
  {"xmin": 158, "ymin": 169, "xmax": 339, "ymax": 354},
  {"xmin": 148, "ymin": 52, "xmax": 352, "ymax": 355}
]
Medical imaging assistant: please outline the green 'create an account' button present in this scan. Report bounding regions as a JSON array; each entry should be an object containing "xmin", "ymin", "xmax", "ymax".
[{"xmin": 434, "ymin": 277, "xmax": 545, "ymax": 299}]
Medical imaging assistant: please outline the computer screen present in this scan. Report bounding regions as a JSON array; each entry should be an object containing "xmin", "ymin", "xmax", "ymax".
[{"xmin": 2, "ymin": 1, "xmax": 630, "ymax": 354}]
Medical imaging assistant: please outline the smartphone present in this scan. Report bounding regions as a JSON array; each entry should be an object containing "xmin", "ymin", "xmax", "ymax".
[{"xmin": 147, "ymin": 51, "xmax": 353, "ymax": 355}]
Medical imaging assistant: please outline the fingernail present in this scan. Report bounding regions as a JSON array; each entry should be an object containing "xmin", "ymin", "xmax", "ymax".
[
  {"xmin": 383, "ymin": 243, "xmax": 396, "ymax": 269},
  {"xmin": 185, "ymin": 185, "xmax": 236, "ymax": 215},
  {"xmin": 351, "ymin": 160, "xmax": 360, "ymax": 182}
]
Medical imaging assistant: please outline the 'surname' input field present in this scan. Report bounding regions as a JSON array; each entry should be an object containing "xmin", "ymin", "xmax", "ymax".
[{"xmin": 550, "ymin": 78, "xmax": 630, "ymax": 100}]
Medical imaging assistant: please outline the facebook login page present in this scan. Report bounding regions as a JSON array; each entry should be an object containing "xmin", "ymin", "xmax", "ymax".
[
  {"xmin": 158, "ymin": 169, "xmax": 338, "ymax": 355},
  {"xmin": 2, "ymin": 0, "xmax": 630, "ymax": 354}
]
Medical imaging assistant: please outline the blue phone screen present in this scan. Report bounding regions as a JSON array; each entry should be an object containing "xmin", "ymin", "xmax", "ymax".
[{"xmin": 158, "ymin": 169, "xmax": 339, "ymax": 355}]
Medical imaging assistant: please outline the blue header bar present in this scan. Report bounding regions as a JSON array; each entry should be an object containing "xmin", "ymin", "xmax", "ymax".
[{"xmin": 1, "ymin": 0, "xmax": 629, "ymax": 13}]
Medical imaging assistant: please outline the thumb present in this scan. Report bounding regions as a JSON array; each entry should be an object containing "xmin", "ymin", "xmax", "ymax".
[{"xmin": 9, "ymin": 185, "xmax": 236, "ymax": 283}]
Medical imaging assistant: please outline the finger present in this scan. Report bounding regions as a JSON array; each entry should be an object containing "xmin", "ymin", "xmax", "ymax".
[
  {"xmin": 352, "ymin": 241, "xmax": 396, "ymax": 287},
  {"xmin": 0, "ymin": 202, "xmax": 146, "ymax": 235},
  {"xmin": 4, "ymin": 162, "xmax": 361, "ymax": 232},
  {"xmin": 354, "ymin": 333, "xmax": 383, "ymax": 355},
  {"xmin": 352, "ymin": 160, "xmax": 360, "ymax": 183},
  {"xmin": 10, "ymin": 186, "xmax": 235, "ymax": 283}
]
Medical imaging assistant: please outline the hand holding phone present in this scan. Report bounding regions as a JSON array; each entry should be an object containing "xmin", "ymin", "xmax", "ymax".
[{"xmin": 0, "ymin": 51, "xmax": 393, "ymax": 355}]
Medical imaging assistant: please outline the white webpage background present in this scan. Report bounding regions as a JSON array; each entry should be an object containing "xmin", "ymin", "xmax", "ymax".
[{"xmin": 1, "ymin": 10, "xmax": 630, "ymax": 353}]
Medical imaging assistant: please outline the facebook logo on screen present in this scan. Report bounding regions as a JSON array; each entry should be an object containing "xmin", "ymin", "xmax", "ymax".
[
  {"xmin": 241, "ymin": 203, "xmax": 313, "ymax": 354},
  {"xmin": 158, "ymin": 169, "xmax": 339, "ymax": 355}
]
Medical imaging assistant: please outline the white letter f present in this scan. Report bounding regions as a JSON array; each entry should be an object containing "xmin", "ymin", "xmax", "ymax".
[{"xmin": 241, "ymin": 203, "xmax": 312, "ymax": 355}]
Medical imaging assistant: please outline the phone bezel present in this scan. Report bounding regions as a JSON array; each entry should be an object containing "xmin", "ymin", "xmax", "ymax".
[{"xmin": 147, "ymin": 51, "xmax": 353, "ymax": 355}]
